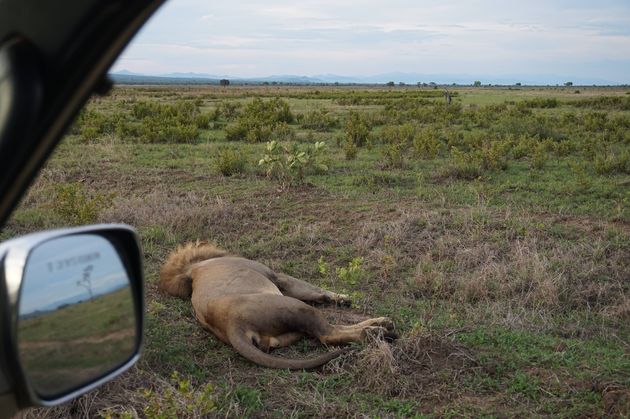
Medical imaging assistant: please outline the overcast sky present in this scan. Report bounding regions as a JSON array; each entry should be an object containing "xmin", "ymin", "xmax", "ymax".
[{"xmin": 113, "ymin": 0, "xmax": 630, "ymax": 83}]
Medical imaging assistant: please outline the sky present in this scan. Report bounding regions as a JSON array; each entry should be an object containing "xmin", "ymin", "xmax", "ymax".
[
  {"xmin": 113, "ymin": 0, "xmax": 630, "ymax": 84},
  {"xmin": 19, "ymin": 235, "xmax": 130, "ymax": 314}
]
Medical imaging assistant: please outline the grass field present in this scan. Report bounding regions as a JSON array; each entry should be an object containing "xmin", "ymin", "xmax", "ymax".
[
  {"xmin": 8, "ymin": 85, "xmax": 630, "ymax": 417},
  {"xmin": 18, "ymin": 288, "xmax": 136, "ymax": 398}
]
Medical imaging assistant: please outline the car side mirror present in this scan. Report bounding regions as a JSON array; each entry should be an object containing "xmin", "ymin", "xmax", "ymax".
[{"xmin": 0, "ymin": 224, "xmax": 143, "ymax": 408}]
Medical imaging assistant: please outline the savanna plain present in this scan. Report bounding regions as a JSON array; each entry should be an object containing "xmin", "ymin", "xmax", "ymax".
[{"xmin": 7, "ymin": 85, "xmax": 630, "ymax": 418}]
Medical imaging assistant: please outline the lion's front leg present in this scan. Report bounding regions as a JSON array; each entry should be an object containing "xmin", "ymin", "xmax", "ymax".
[{"xmin": 273, "ymin": 272, "xmax": 351, "ymax": 306}]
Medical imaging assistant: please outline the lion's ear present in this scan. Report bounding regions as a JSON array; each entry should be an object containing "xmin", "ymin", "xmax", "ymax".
[{"xmin": 196, "ymin": 239, "xmax": 210, "ymax": 247}]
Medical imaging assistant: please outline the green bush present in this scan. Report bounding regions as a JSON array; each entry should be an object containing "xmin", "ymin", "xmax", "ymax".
[
  {"xmin": 258, "ymin": 140, "xmax": 328, "ymax": 185},
  {"xmin": 298, "ymin": 108, "xmax": 339, "ymax": 131},
  {"xmin": 443, "ymin": 147, "xmax": 483, "ymax": 180},
  {"xmin": 51, "ymin": 182, "xmax": 115, "ymax": 225},
  {"xmin": 344, "ymin": 112, "xmax": 371, "ymax": 147},
  {"xmin": 343, "ymin": 137, "xmax": 358, "ymax": 160},
  {"xmin": 216, "ymin": 147, "xmax": 247, "ymax": 176},
  {"xmin": 225, "ymin": 98, "xmax": 295, "ymax": 143},
  {"xmin": 594, "ymin": 151, "xmax": 630, "ymax": 175},
  {"xmin": 413, "ymin": 127, "xmax": 442, "ymax": 159},
  {"xmin": 530, "ymin": 143, "xmax": 548, "ymax": 170},
  {"xmin": 216, "ymin": 101, "xmax": 242, "ymax": 119},
  {"xmin": 382, "ymin": 142, "xmax": 406, "ymax": 169}
]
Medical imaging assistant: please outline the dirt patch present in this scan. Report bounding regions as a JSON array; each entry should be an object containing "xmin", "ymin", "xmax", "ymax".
[{"xmin": 326, "ymin": 330, "xmax": 477, "ymax": 401}]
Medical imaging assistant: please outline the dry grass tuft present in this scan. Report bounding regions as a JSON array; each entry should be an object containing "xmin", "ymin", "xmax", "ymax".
[
  {"xmin": 329, "ymin": 330, "xmax": 477, "ymax": 400},
  {"xmin": 100, "ymin": 190, "xmax": 237, "ymax": 232}
]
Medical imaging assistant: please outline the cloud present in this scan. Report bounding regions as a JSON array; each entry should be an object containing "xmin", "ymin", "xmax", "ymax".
[{"xmin": 114, "ymin": 0, "xmax": 630, "ymax": 83}]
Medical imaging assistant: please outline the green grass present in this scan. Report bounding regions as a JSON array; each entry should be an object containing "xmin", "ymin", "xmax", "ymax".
[
  {"xmin": 6, "ymin": 85, "xmax": 630, "ymax": 417},
  {"xmin": 18, "ymin": 288, "xmax": 136, "ymax": 398}
]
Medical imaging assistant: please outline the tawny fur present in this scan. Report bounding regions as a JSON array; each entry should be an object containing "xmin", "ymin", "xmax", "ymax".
[
  {"xmin": 159, "ymin": 241, "xmax": 229, "ymax": 298},
  {"xmin": 159, "ymin": 241, "xmax": 397, "ymax": 369}
]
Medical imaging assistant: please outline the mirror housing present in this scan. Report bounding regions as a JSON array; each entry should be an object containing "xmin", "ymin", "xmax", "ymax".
[{"xmin": 0, "ymin": 224, "xmax": 143, "ymax": 408}]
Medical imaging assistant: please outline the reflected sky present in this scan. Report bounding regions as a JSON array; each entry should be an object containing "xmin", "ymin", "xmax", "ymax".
[{"xmin": 19, "ymin": 235, "xmax": 130, "ymax": 315}]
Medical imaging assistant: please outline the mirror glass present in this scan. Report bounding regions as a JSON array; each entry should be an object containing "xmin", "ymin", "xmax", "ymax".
[{"xmin": 17, "ymin": 234, "xmax": 136, "ymax": 399}]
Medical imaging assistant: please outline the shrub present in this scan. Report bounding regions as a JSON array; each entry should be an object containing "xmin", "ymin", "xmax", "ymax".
[
  {"xmin": 594, "ymin": 151, "xmax": 630, "ymax": 175},
  {"xmin": 194, "ymin": 113, "xmax": 212, "ymax": 129},
  {"xmin": 258, "ymin": 140, "xmax": 328, "ymax": 185},
  {"xmin": 216, "ymin": 147, "xmax": 247, "ymax": 176},
  {"xmin": 244, "ymin": 97, "xmax": 293, "ymax": 124},
  {"xmin": 122, "ymin": 100, "xmax": 202, "ymax": 143},
  {"xmin": 343, "ymin": 137, "xmax": 358, "ymax": 160},
  {"xmin": 344, "ymin": 112, "xmax": 371, "ymax": 147},
  {"xmin": 380, "ymin": 123, "xmax": 415, "ymax": 145},
  {"xmin": 442, "ymin": 147, "xmax": 483, "ymax": 180},
  {"xmin": 413, "ymin": 127, "xmax": 442, "ymax": 159},
  {"xmin": 530, "ymin": 143, "xmax": 548, "ymax": 170},
  {"xmin": 298, "ymin": 108, "xmax": 339, "ymax": 131},
  {"xmin": 51, "ymin": 182, "xmax": 115, "ymax": 224},
  {"xmin": 382, "ymin": 142, "xmax": 406, "ymax": 169},
  {"xmin": 511, "ymin": 135, "xmax": 538, "ymax": 159},
  {"xmin": 139, "ymin": 118, "xmax": 198, "ymax": 143},
  {"xmin": 225, "ymin": 98, "xmax": 295, "ymax": 143},
  {"xmin": 216, "ymin": 100, "xmax": 242, "ymax": 119}
]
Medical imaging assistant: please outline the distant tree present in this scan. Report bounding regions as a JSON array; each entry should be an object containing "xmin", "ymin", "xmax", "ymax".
[
  {"xmin": 399, "ymin": 82, "xmax": 406, "ymax": 86},
  {"xmin": 564, "ymin": 81, "xmax": 573, "ymax": 87},
  {"xmin": 473, "ymin": 80, "xmax": 482, "ymax": 87},
  {"xmin": 515, "ymin": 82, "xmax": 522, "ymax": 86},
  {"xmin": 220, "ymin": 79, "xmax": 230, "ymax": 86},
  {"xmin": 386, "ymin": 81, "xmax": 395, "ymax": 87}
]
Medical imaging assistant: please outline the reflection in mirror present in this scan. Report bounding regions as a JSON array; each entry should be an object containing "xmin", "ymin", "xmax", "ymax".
[{"xmin": 17, "ymin": 234, "xmax": 136, "ymax": 399}]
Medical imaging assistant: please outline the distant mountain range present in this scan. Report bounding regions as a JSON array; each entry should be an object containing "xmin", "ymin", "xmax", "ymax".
[{"xmin": 110, "ymin": 70, "xmax": 623, "ymax": 86}]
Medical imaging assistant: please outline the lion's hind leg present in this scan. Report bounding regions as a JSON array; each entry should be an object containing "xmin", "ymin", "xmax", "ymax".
[
  {"xmin": 319, "ymin": 317, "xmax": 397, "ymax": 345},
  {"xmin": 237, "ymin": 295, "xmax": 396, "ymax": 350}
]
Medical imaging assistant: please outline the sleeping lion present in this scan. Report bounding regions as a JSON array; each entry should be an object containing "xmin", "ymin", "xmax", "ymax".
[{"xmin": 159, "ymin": 241, "xmax": 397, "ymax": 369}]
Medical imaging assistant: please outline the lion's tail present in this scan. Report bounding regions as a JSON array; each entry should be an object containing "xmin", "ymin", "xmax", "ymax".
[
  {"xmin": 159, "ymin": 241, "xmax": 229, "ymax": 299},
  {"xmin": 227, "ymin": 324, "xmax": 348, "ymax": 370}
]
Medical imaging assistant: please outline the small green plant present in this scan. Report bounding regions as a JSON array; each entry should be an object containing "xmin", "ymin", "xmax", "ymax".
[
  {"xmin": 51, "ymin": 182, "xmax": 115, "ymax": 224},
  {"xmin": 143, "ymin": 371, "xmax": 215, "ymax": 419},
  {"xmin": 568, "ymin": 159, "xmax": 591, "ymax": 189},
  {"xmin": 228, "ymin": 384, "xmax": 264, "ymax": 416},
  {"xmin": 531, "ymin": 142, "xmax": 548, "ymax": 170},
  {"xmin": 343, "ymin": 137, "xmax": 358, "ymax": 160},
  {"xmin": 336, "ymin": 257, "xmax": 364, "ymax": 287},
  {"xmin": 216, "ymin": 147, "xmax": 247, "ymax": 176},
  {"xmin": 382, "ymin": 141, "xmax": 406, "ymax": 169},
  {"xmin": 258, "ymin": 140, "xmax": 328, "ymax": 185},
  {"xmin": 317, "ymin": 256, "xmax": 329, "ymax": 277}
]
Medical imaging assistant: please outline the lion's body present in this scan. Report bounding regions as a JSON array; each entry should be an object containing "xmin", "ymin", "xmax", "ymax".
[{"xmin": 159, "ymin": 242, "xmax": 396, "ymax": 369}]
